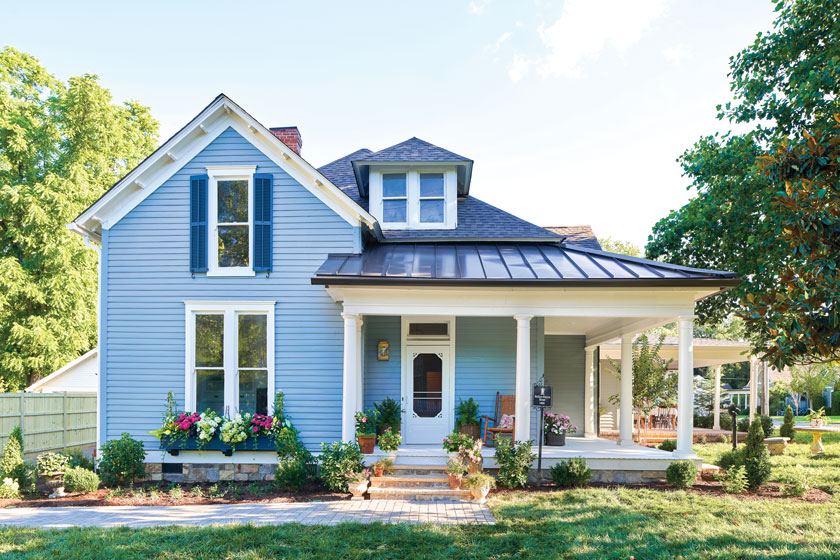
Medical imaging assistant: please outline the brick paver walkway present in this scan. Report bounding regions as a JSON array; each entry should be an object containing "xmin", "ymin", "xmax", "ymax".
[{"xmin": 0, "ymin": 500, "xmax": 495, "ymax": 528}]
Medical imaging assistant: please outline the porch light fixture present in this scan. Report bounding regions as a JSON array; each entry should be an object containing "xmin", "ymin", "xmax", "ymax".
[{"xmin": 377, "ymin": 341, "xmax": 389, "ymax": 361}]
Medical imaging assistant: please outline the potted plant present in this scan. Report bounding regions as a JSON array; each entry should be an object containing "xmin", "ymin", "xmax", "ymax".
[
  {"xmin": 355, "ymin": 410, "xmax": 379, "ymax": 454},
  {"xmin": 346, "ymin": 469, "xmax": 371, "ymax": 500},
  {"xmin": 374, "ymin": 397, "xmax": 403, "ymax": 435},
  {"xmin": 463, "ymin": 472, "xmax": 496, "ymax": 504},
  {"xmin": 377, "ymin": 426, "xmax": 402, "ymax": 457},
  {"xmin": 37, "ymin": 452, "xmax": 70, "ymax": 498},
  {"xmin": 371, "ymin": 459, "xmax": 393, "ymax": 478},
  {"xmin": 808, "ymin": 407, "xmax": 827, "ymax": 427},
  {"xmin": 446, "ymin": 457, "xmax": 468, "ymax": 489},
  {"xmin": 455, "ymin": 398, "xmax": 481, "ymax": 439},
  {"xmin": 543, "ymin": 412, "xmax": 577, "ymax": 446},
  {"xmin": 443, "ymin": 432, "xmax": 483, "ymax": 472}
]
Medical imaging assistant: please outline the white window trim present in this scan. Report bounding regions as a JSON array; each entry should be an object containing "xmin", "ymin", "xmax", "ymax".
[
  {"xmin": 184, "ymin": 300, "xmax": 276, "ymax": 416},
  {"xmin": 418, "ymin": 172, "xmax": 446, "ymax": 225},
  {"xmin": 206, "ymin": 165, "xmax": 257, "ymax": 277},
  {"xmin": 381, "ymin": 172, "xmax": 409, "ymax": 228},
  {"xmin": 370, "ymin": 167, "xmax": 457, "ymax": 230}
]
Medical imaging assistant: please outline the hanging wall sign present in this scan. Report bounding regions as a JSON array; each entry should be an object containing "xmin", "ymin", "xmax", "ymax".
[{"xmin": 377, "ymin": 341, "xmax": 389, "ymax": 361}]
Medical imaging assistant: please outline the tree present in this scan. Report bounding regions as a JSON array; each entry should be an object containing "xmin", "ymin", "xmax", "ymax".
[
  {"xmin": 0, "ymin": 47, "xmax": 158, "ymax": 389},
  {"xmin": 789, "ymin": 363, "xmax": 839, "ymax": 411},
  {"xmin": 608, "ymin": 334, "xmax": 676, "ymax": 416},
  {"xmin": 646, "ymin": 0, "xmax": 840, "ymax": 366},
  {"xmin": 695, "ymin": 371, "xmax": 727, "ymax": 413},
  {"xmin": 599, "ymin": 237, "xmax": 642, "ymax": 258},
  {"xmin": 742, "ymin": 419, "xmax": 772, "ymax": 490}
]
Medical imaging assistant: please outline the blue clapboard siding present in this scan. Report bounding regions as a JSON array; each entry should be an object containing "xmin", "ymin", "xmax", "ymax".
[
  {"xmin": 544, "ymin": 335, "xmax": 585, "ymax": 436},
  {"xmin": 363, "ymin": 316, "xmax": 401, "ymax": 410},
  {"xmin": 104, "ymin": 127, "xmax": 358, "ymax": 450}
]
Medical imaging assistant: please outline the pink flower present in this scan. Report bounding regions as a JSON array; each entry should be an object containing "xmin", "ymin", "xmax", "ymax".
[{"xmin": 252, "ymin": 426, "xmax": 259, "ymax": 433}]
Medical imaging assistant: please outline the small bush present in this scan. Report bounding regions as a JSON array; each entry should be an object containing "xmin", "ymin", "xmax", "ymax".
[
  {"xmin": 63, "ymin": 450, "xmax": 96, "ymax": 472},
  {"xmin": 779, "ymin": 464, "xmax": 811, "ymax": 497},
  {"xmin": 722, "ymin": 465, "xmax": 748, "ymax": 494},
  {"xmin": 666, "ymin": 460, "xmax": 697, "ymax": 489},
  {"xmin": 275, "ymin": 458, "xmax": 309, "ymax": 493},
  {"xmin": 98, "ymin": 433, "xmax": 146, "ymax": 487},
  {"xmin": 758, "ymin": 415, "xmax": 774, "ymax": 439},
  {"xmin": 832, "ymin": 390, "xmax": 840, "ymax": 416},
  {"xmin": 717, "ymin": 433, "xmax": 731, "ymax": 444},
  {"xmin": 658, "ymin": 439, "xmax": 677, "ymax": 452},
  {"xmin": 811, "ymin": 395, "xmax": 826, "ymax": 414},
  {"xmin": 64, "ymin": 466, "xmax": 100, "ymax": 493},
  {"xmin": 551, "ymin": 457, "xmax": 592, "ymax": 488},
  {"xmin": 719, "ymin": 414, "xmax": 732, "ymax": 431},
  {"xmin": 319, "ymin": 441, "xmax": 364, "ymax": 493},
  {"xmin": 779, "ymin": 406, "xmax": 795, "ymax": 439},
  {"xmin": 716, "ymin": 448, "xmax": 743, "ymax": 472},
  {"xmin": 0, "ymin": 478, "xmax": 20, "ymax": 499},
  {"xmin": 36, "ymin": 452, "xmax": 70, "ymax": 475},
  {"xmin": 693, "ymin": 414, "xmax": 712, "ymax": 429},
  {"xmin": 494, "ymin": 439, "xmax": 535, "ymax": 488},
  {"xmin": 697, "ymin": 435, "xmax": 707, "ymax": 444},
  {"xmin": 0, "ymin": 432, "xmax": 31, "ymax": 492},
  {"xmin": 742, "ymin": 420, "xmax": 772, "ymax": 490},
  {"xmin": 737, "ymin": 418, "xmax": 751, "ymax": 433}
]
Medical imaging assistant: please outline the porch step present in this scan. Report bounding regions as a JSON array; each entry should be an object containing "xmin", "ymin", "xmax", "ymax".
[
  {"xmin": 370, "ymin": 475, "xmax": 450, "ymax": 489},
  {"xmin": 368, "ymin": 486, "xmax": 471, "ymax": 501},
  {"xmin": 390, "ymin": 465, "xmax": 447, "ymax": 476}
]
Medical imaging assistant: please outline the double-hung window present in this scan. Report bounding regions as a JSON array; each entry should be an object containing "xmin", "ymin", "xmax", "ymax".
[
  {"xmin": 186, "ymin": 301, "xmax": 275, "ymax": 416},
  {"xmin": 382, "ymin": 173, "xmax": 408, "ymax": 225},
  {"xmin": 207, "ymin": 166, "xmax": 256, "ymax": 276},
  {"xmin": 374, "ymin": 169, "xmax": 455, "ymax": 229},
  {"xmin": 419, "ymin": 173, "xmax": 445, "ymax": 224}
]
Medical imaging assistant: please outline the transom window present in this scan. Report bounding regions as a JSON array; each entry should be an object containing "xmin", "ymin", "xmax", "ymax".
[
  {"xmin": 207, "ymin": 166, "xmax": 256, "ymax": 276},
  {"xmin": 372, "ymin": 169, "xmax": 456, "ymax": 229},
  {"xmin": 186, "ymin": 302, "xmax": 275, "ymax": 416}
]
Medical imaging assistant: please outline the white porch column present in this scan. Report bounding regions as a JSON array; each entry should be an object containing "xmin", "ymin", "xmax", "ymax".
[
  {"xmin": 355, "ymin": 318, "xmax": 364, "ymax": 413},
  {"xmin": 676, "ymin": 316, "xmax": 695, "ymax": 457},
  {"xmin": 762, "ymin": 361, "xmax": 770, "ymax": 416},
  {"xmin": 583, "ymin": 346, "xmax": 596, "ymax": 438},
  {"xmin": 341, "ymin": 313, "xmax": 360, "ymax": 442},
  {"xmin": 749, "ymin": 357, "xmax": 757, "ymax": 422},
  {"xmin": 514, "ymin": 315, "xmax": 532, "ymax": 442},
  {"xmin": 618, "ymin": 334, "xmax": 634, "ymax": 447},
  {"xmin": 713, "ymin": 365, "xmax": 722, "ymax": 431}
]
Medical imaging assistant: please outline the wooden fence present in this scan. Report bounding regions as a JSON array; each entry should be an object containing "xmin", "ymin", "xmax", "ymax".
[{"xmin": 0, "ymin": 392, "xmax": 96, "ymax": 460}]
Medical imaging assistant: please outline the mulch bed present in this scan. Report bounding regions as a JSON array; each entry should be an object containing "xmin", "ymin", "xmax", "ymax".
[
  {"xmin": 493, "ymin": 480, "xmax": 833, "ymax": 503},
  {"xmin": 0, "ymin": 480, "xmax": 349, "ymax": 509}
]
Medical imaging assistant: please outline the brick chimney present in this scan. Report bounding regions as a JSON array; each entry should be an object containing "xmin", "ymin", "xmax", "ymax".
[{"xmin": 269, "ymin": 127, "xmax": 302, "ymax": 155}]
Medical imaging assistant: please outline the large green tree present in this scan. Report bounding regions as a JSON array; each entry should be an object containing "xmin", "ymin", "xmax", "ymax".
[
  {"xmin": 0, "ymin": 47, "xmax": 158, "ymax": 389},
  {"xmin": 646, "ymin": 0, "xmax": 840, "ymax": 366}
]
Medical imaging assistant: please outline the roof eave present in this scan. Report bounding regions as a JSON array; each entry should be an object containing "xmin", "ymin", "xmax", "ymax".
[{"xmin": 311, "ymin": 276, "xmax": 740, "ymax": 289}]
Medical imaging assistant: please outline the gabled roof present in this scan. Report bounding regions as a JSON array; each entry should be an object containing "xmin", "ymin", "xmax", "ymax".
[
  {"xmin": 71, "ymin": 94, "xmax": 377, "ymax": 242},
  {"xmin": 25, "ymin": 349, "xmax": 98, "ymax": 393},
  {"xmin": 312, "ymin": 242, "xmax": 739, "ymax": 288},
  {"xmin": 544, "ymin": 225, "xmax": 602, "ymax": 250},
  {"xmin": 318, "ymin": 153, "xmax": 559, "ymax": 242},
  {"xmin": 349, "ymin": 137, "xmax": 474, "ymax": 197}
]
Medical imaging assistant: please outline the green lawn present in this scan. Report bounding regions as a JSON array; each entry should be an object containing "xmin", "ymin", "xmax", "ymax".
[{"xmin": 2, "ymin": 487, "xmax": 840, "ymax": 559}]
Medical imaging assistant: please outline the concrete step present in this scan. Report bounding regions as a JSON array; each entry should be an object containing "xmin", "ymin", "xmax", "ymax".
[
  {"xmin": 370, "ymin": 475, "xmax": 451, "ymax": 489},
  {"xmin": 368, "ymin": 486, "xmax": 471, "ymax": 502},
  {"xmin": 389, "ymin": 465, "xmax": 447, "ymax": 476}
]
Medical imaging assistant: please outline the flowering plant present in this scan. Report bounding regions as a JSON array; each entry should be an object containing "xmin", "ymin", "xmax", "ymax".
[
  {"xmin": 220, "ymin": 414, "xmax": 251, "ymax": 447},
  {"xmin": 355, "ymin": 410, "xmax": 378, "ymax": 437},
  {"xmin": 442, "ymin": 431, "xmax": 476, "ymax": 453},
  {"xmin": 250, "ymin": 414, "xmax": 276, "ymax": 435},
  {"xmin": 458, "ymin": 438, "xmax": 483, "ymax": 464},
  {"xmin": 377, "ymin": 426, "xmax": 402, "ymax": 452},
  {"xmin": 346, "ymin": 468, "xmax": 371, "ymax": 483},
  {"xmin": 195, "ymin": 411, "xmax": 222, "ymax": 442},
  {"xmin": 543, "ymin": 412, "xmax": 577, "ymax": 435}
]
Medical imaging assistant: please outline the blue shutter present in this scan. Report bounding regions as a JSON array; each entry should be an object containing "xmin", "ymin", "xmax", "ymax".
[
  {"xmin": 190, "ymin": 175, "xmax": 208, "ymax": 272},
  {"xmin": 253, "ymin": 173, "xmax": 273, "ymax": 272}
]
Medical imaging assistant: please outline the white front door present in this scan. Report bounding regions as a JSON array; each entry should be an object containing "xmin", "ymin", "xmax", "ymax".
[{"xmin": 403, "ymin": 345, "xmax": 451, "ymax": 444}]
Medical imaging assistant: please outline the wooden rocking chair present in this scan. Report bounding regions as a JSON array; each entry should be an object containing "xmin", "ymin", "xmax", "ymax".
[{"xmin": 481, "ymin": 392, "xmax": 515, "ymax": 447}]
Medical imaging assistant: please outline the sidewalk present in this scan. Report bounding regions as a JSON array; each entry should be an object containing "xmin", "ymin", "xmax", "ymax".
[{"xmin": 0, "ymin": 500, "xmax": 495, "ymax": 528}]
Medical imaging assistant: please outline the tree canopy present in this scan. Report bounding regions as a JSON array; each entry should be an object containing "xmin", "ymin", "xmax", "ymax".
[
  {"xmin": 646, "ymin": 0, "xmax": 840, "ymax": 367},
  {"xmin": 0, "ymin": 47, "xmax": 158, "ymax": 389},
  {"xmin": 608, "ymin": 334, "xmax": 676, "ymax": 415}
]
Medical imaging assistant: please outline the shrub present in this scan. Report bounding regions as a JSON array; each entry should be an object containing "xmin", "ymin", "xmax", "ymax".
[
  {"xmin": 0, "ymin": 478, "xmax": 20, "ymax": 500},
  {"xmin": 717, "ymin": 433, "xmax": 731, "ymax": 444},
  {"xmin": 64, "ymin": 449, "xmax": 96, "ymax": 471},
  {"xmin": 780, "ymin": 406, "xmax": 796, "ymax": 439},
  {"xmin": 36, "ymin": 452, "xmax": 69, "ymax": 475},
  {"xmin": 666, "ymin": 460, "xmax": 697, "ymax": 489},
  {"xmin": 0, "ymin": 433, "xmax": 31, "ymax": 492},
  {"xmin": 758, "ymin": 415, "xmax": 774, "ymax": 439},
  {"xmin": 779, "ymin": 464, "xmax": 810, "ymax": 497},
  {"xmin": 658, "ymin": 439, "xmax": 677, "ymax": 452},
  {"xmin": 64, "ymin": 466, "xmax": 100, "ymax": 493},
  {"xmin": 697, "ymin": 435, "xmax": 707, "ymax": 444},
  {"xmin": 716, "ymin": 448, "xmax": 743, "ymax": 472},
  {"xmin": 275, "ymin": 458, "xmax": 309, "ymax": 493},
  {"xmin": 737, "ymin": 418, "xmax": 751, "ymax": 433},
  {"xmin": 494, "ymin": 439, "xmax": 535, "ymax": 488},
  {"xmin": 318, "ymin": 441, "xmax": 364, "ymax": 493},
  {"xmin": 551, "ymin": 457, "xmax": 592, "ymax": 488},
  {"xmin": 811, "ymin": 394, "xmax": 826, "ymax": 414},
  {"xmin": 832, "ymin": 390, "xmax": 840, "ymax": 416},
  {"xmin": 742, "ymin": 419, "xmax": 772, "ymax": 490},
  {"xmin": 373, "ymin": 397, "xmax": 402, "ymax": 434},
  {"xmin": 9, "ymin": 425, "xmax": 23, "ymax": 449},
  {"xmin": 719, "ymin": 414, "xmax": 732, "ymax": 431},
  {"xmin": 98, "ymin": 433, "xmax": 146, "ymax": 487},
  {"xmin": 377, "ymin": 427, "xmax": 402, "ymax": 452},
  {"xmin": 722, "ymin": 465, "xmax": 748, "ymax": 494},
  {"xmin": 693, "ymin": 414, "xmax": 712, "ymax": 429}
]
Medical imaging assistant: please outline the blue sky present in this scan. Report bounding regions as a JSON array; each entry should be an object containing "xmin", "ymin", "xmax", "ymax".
[{"xmin": 3, "ymin": 0, "xmax": 775, "ymax": 247}]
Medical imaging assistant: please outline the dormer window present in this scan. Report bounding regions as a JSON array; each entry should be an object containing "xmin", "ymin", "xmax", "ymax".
[{"xmin": 370, "ymin": 168, "xmax": 457, "ymax": 229}]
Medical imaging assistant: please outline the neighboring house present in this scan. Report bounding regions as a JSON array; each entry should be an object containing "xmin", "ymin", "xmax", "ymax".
[
  {"xmin": 69, "ymin": 95, "xmax": 737, "ymax": 479},
  {"xmin": 25, "ymin": 349, "xmax": 99, "ymax": 394}
]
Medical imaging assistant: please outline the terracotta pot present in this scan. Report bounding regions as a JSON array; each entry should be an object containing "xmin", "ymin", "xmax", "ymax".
[
  {"xmin": 467, "ymin": 458, "xmax": 483, "ymax": 474},
  {"xmin": 470, "ymin": 484, "xmax": 491, "ymax": 504},
  {"xmin": 458, "ymin": 424, "xmax": 480, "ymax": 439},
  {"xmin": 448, "ymin": 473, "xmax": 463, "ymax": 490},
  {"xmin": 44, "ymin": 472, "xmax": 66, "ymax": 499},
  {"xmin": 373, "ymin": 464, "xmax": 385, "ymax": 477},
  {"xmin": 349, "ymin": 480, "xmax": 369, "ymax": 501},
  {"xmin": 357, "ymin": 435, "xmax": 376, "ymax": 454},
  {"xmin": 545, "ymin": 432, "xmax": 566, "ymax": 446}
]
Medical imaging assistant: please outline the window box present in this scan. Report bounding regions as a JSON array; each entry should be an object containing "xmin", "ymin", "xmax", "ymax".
[{"xmin": 160, "ymin": 434, "xmax": 276, "ymax": 457}]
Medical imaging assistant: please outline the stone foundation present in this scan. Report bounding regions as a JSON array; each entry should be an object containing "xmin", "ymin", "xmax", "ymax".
[
  {"xmin": 144, "ymin": 462, "xmax": 276, "ymax": 483},
  {"xmin": 523, "ymin": 468, "xmax": 665, "ymax": 485}
]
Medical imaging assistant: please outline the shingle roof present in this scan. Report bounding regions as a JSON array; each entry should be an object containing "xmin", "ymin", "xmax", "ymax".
[
  {"xmin": 544, "ymin": 225, "xmax": 602, "ymax": 250},
  {"xmin": 313, "ymin": 242, "xmax": 739, "ymax": 287},
  {"xmin": 353, "ymin": 137, "xmax": 471, "ymax": 162},
  {"xmin": 317, "ymin": 152, "xmax": 559, "ymax": 242}
]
